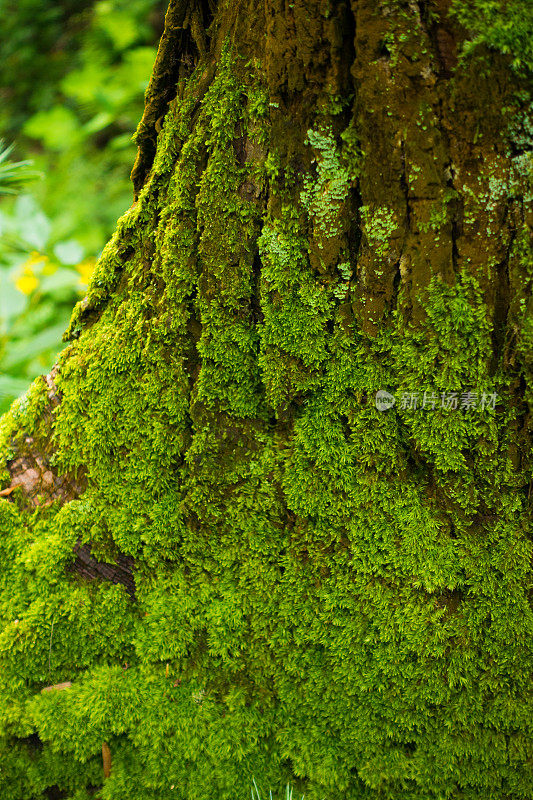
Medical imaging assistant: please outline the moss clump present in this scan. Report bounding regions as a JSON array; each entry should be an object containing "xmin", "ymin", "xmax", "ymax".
[
  {"xmin": 451, "ymin": 0, "xmax": 533, "ymax": 73},
  {"xmin": 360, "ymin": 205, "xmax": 399, "ymax": 260}
]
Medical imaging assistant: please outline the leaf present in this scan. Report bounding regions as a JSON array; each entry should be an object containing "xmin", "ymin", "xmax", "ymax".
[
  {"xmin": 23, "ymin": 107, "xmax": 80, "ymax": 151},
  {"xmin": 83, "ymin": 112, "xmax": 114, "ymax": 136},
  {"xmin": 39, "ymin": 268, "xmax": 79, "ymax": 297},
  {"xmin": 0, "ymin": 374, "xmax": 30, "ymax": 401},
  {"xmin": 53, "ymin": 240, "xmax": 85, "ymax": 266},
  {"xmin": 0, "ymin": 140, "xmax": 41, "ymax": 195},
  {"xmin": 2, "ymin": 322, "xmax": 67, "ymax": 370},
  {"xmin": 0, "ymin": 273, "xmax": 26, "ymax": 321},
  {"xmin": 13, "ymin": 195, "xmax": 51, "ymax": 250},
  {"xmin": 96, "ymin": 7, "xmax": 139, "ymax": 51}
]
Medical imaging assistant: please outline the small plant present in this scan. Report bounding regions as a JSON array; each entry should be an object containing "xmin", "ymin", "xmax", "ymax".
[
  {"xmin": 0, "ymin": 141, "xmax": 40, "ymax": 195},
  {"xmin": 251, "ymin": 779, "xmax": 305, "ymax": 800}
]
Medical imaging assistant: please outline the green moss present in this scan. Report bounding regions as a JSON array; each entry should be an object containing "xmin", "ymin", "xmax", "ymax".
[
  {"xmin": 451, "ymin": 0, "xmax": 533, "ymax": 73},
  {"xmin": 300, "ymin": 123, "xmax": 351, "ymax": 260},
  {"xmin": 360, "ymin": 205, "xmax": 399, "ymax": 260},
  {"xmin": 0, "ymin": 10, "xmax": 532, "ymax": 800}
]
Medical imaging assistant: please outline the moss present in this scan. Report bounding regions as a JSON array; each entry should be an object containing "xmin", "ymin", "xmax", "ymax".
[
  {"xmin": 360, "ymin": 205, "xmax": 399, "ymax": 260},
  {"xmin": 300, "ymin": 122, "xmax": 352, "ymax": 275},
  {"xmin": 451, "ymin": 0, "xmax": 533, "ymax": 74},
  {"xmin": 0, "ymin": 4, "xmax": 532, "ymax": 799}
]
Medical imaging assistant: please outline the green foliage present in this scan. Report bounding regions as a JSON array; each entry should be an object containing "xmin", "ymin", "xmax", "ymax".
[
  {"xmin": 0, "ymin": 141, "xmax": 40, "ymax": 196},
  {"xmin": 0, "ymin": 0, "xmax": 164, "ymax": 413},
  {"xmin": 0, "ymin": 194, "xmax": 92, "ymax": 414},
  {"xmin": 451, "ymin": 0, "xmax": 533, "ymax": 73},
  {"xmin": 11, "ymin": 0, "xmax": 164, "ymax": 251},
  {"xmin": 0, "ymin": 0, "xmax": 163, "ymax": 137}
]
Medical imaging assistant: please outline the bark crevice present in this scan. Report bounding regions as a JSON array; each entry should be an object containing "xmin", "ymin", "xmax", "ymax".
[
  {"xmin": 68, "ymin": 542, "xmax": 136, "ymax": 599},
  {"xmin": 131, "ymin": 0, "xmax": 218, "ymax": 197}
]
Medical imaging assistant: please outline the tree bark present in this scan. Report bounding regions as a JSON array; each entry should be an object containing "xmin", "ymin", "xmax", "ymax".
[{"xmin": 0, "ymin": 1, "xmax": 532, "ymax": 798}]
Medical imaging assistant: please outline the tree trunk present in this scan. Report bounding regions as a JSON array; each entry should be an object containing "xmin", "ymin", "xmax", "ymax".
[{"xmin": 1, "ymin": 1, "xmax": 532, "ymax": 798}]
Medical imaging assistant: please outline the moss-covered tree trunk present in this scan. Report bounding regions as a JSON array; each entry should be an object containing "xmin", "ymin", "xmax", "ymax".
[{"xmin": 1, "ymin": 1, "xmax": 532, "ymax": 798}]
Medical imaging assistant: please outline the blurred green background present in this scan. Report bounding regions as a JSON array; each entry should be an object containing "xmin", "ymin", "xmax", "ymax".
[{"xmin": 0, "ymin": 0, "xmax": 165, "ymax": 413}]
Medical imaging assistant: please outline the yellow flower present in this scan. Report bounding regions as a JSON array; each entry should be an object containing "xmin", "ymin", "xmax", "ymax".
[
  {"xmin": 15, "ymin": 272, "xmax": 39, "ymax": 295},
  {"xmin": 25, "ymin": 251, "xmax": 49, "ymax": 270},
  {"xmin": 77, "ymin": 257, "xmax": 96, "ymax": 287},
  {"xmin": 14, "ymin": 252, "xmax": 50, "ymax": 295}
]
